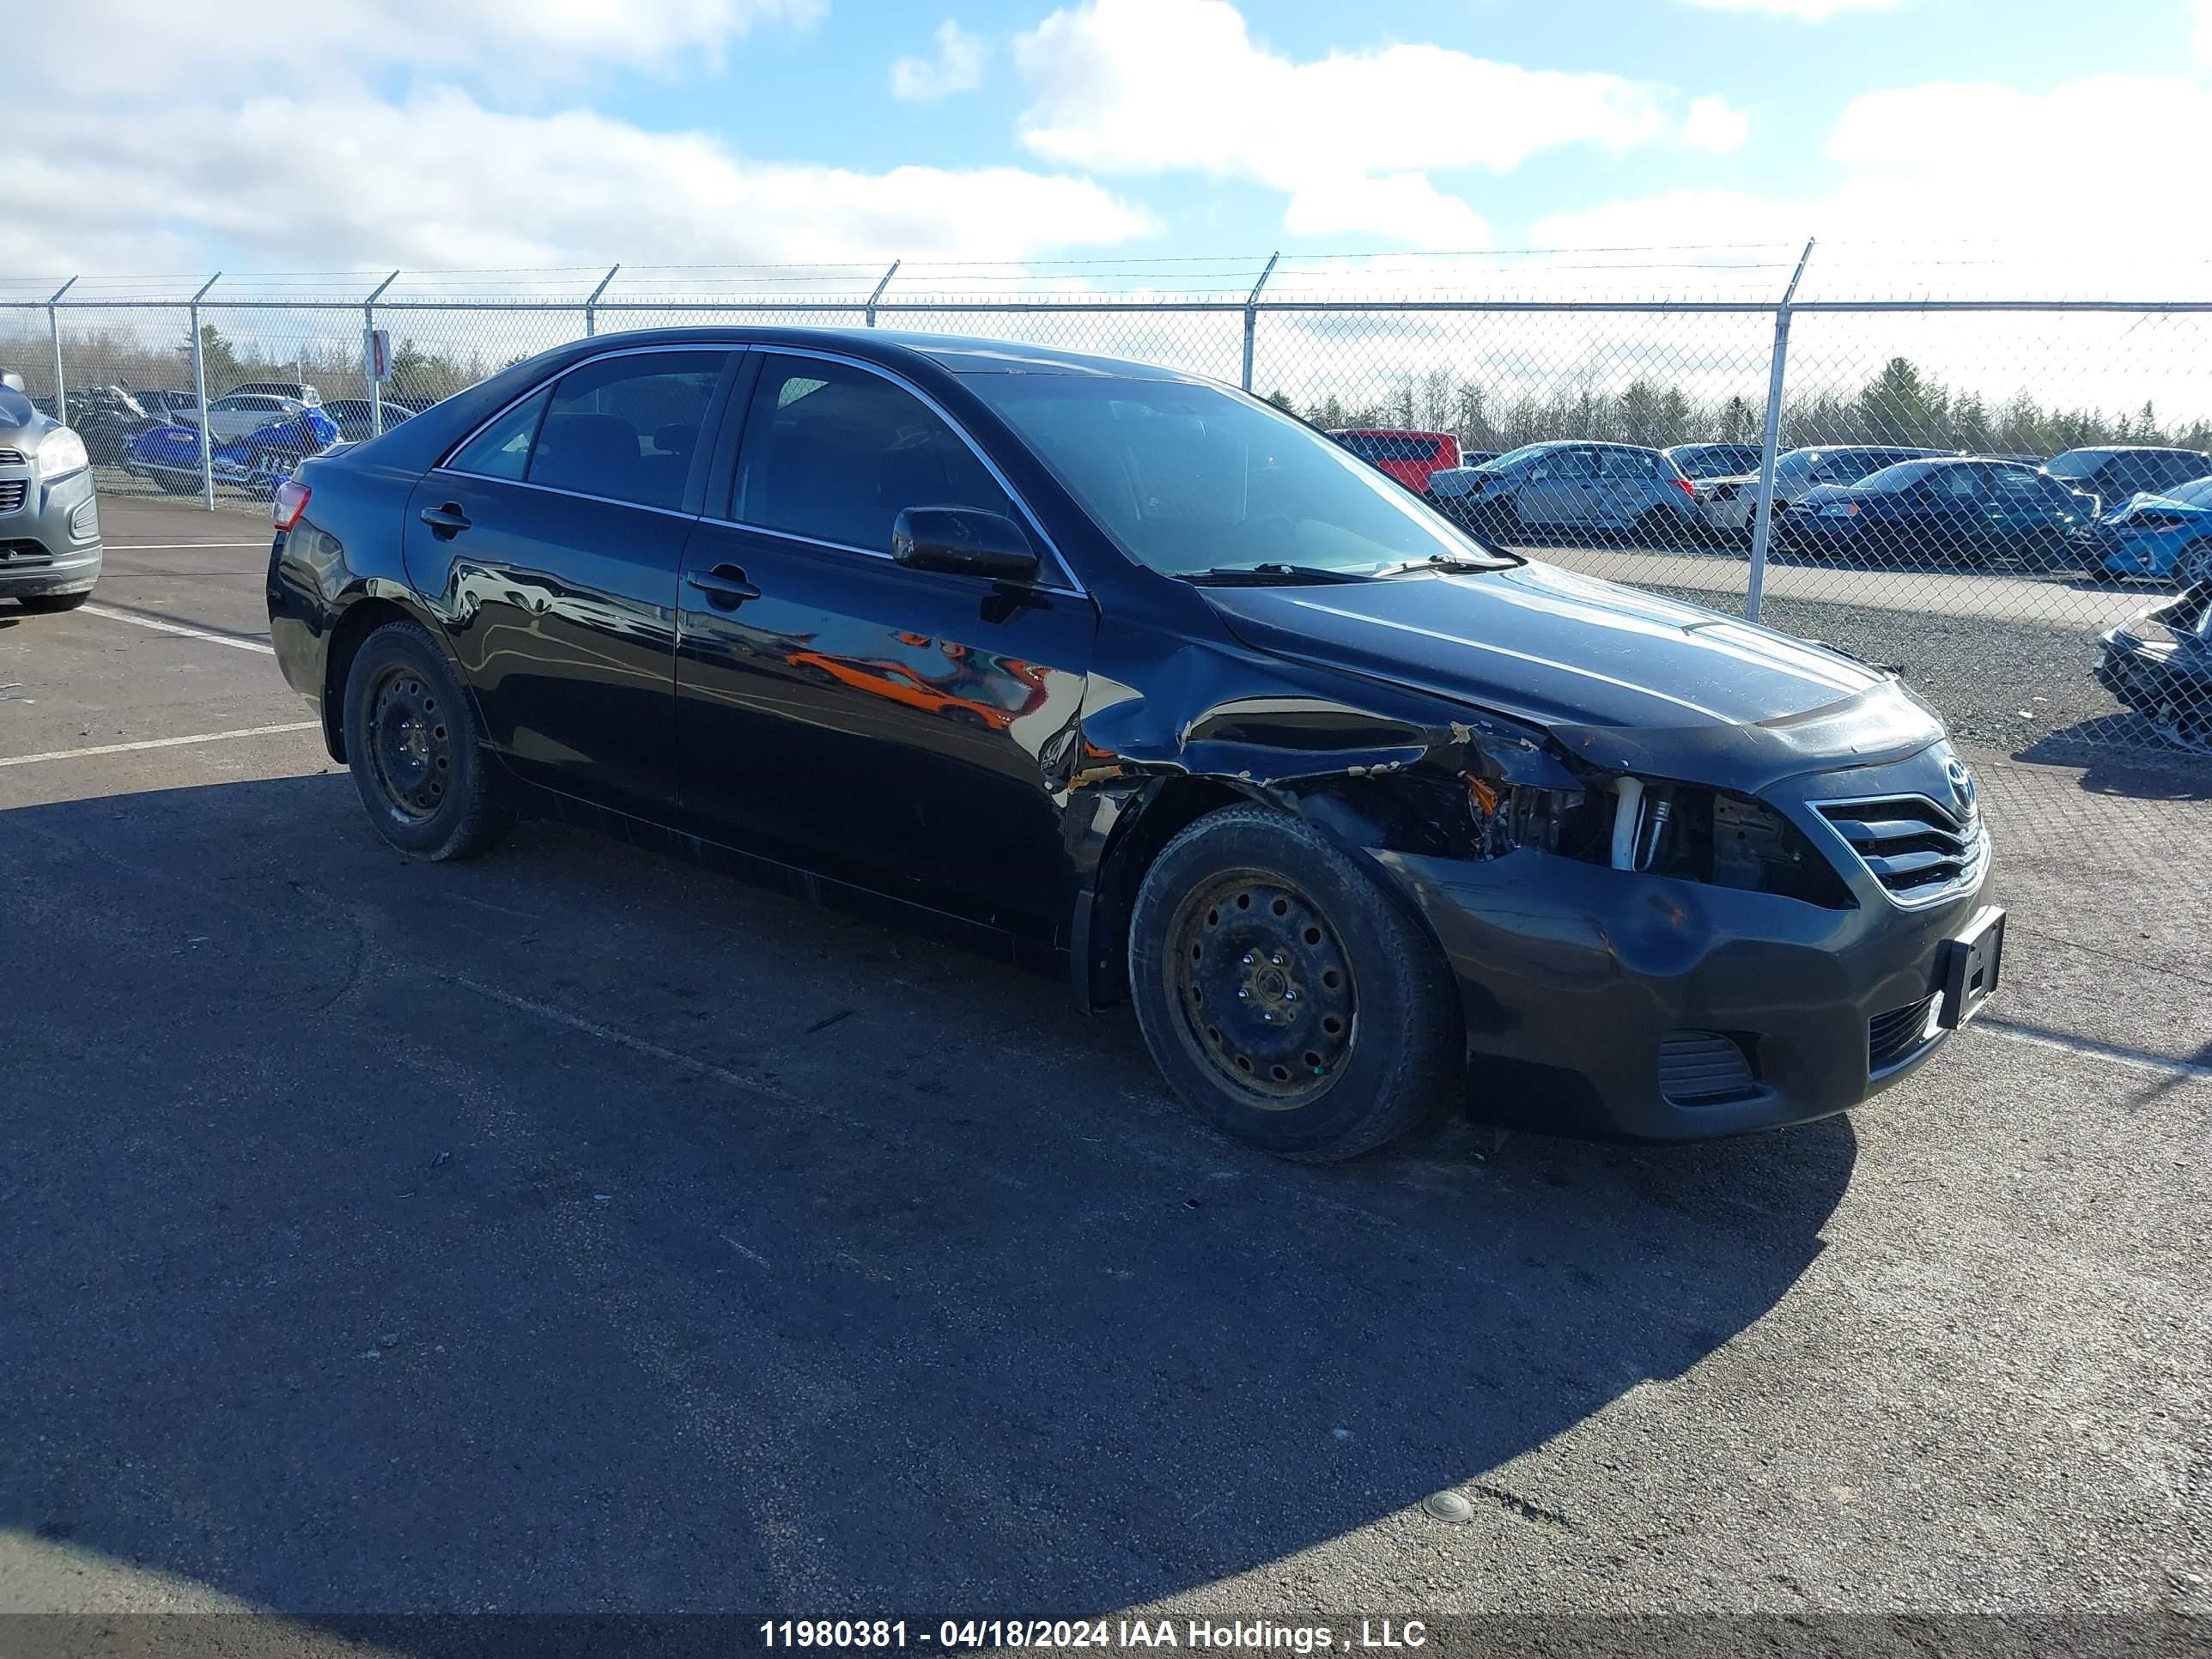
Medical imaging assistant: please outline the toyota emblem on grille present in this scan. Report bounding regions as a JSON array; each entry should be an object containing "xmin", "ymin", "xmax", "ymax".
[{"xmin": 1946, "ymin": 757, "xmax": 1978, "ymax": 820}]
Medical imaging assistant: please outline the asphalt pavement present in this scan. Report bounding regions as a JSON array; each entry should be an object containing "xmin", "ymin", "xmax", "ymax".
[{"xmin": 1, "ymin": 496, "xmax": 2205, "ymax": 1649}]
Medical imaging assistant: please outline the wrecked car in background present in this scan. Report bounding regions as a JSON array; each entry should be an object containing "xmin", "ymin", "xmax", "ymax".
[
  {"xmin": 267, "ymin": 329, "xmax": 2003, "ymax": 1163},
  {"xmin": 2097, "ymin": 583, "xmax": 2212, "ymax": 754}
]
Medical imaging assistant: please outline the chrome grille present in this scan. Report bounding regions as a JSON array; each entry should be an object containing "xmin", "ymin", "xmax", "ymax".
[
  {"xmin": 0, "ymin": 448, "xmax": 26, "ymax": 465},
  {"xmin": 1816, "ymin": 794, "xmax": 1986, "ymax": 904},
  {"xmin": 1869, "ymin": 994, "xmax": 1940, "ymax": 1073},
  {"xmin": 1658, "ymin": 1030, "xmax": 1759, "ymax": 1105},
  {"xmin": 0, "ymin": 480, "xmax": 24, "ymax": 513}
]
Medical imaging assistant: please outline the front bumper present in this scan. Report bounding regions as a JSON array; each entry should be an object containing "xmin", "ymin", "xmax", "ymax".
[
  {"xmin": 1369, "ymin": 751, "xmax": 1993, "ymax": 1141},
  {"xmin": 0, "ymin": 465, "xmax": 103, "ymax": 597},
  {"xmin": 2090, "ymin": 532, "xmax": 2179, "ymax": 579}
]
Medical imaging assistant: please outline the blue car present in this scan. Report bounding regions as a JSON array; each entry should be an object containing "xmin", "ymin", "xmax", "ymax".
[
  {"xmin": 2086, "ymin": 476, "xmax": 2212, "ymax": 586},
  {"xmin": 125, "ymin": 403, "xmax": 339, "ymax": 496}
]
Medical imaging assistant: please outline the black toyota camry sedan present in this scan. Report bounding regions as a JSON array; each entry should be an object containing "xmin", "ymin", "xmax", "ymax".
[{"xmin": 267, "ymin": 328, "xmax": 2003, "ymax": 1162}]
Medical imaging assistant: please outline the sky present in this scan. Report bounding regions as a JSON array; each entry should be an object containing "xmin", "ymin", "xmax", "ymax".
[{"xmin": 10, "ymin": 0, "xmax": 2212, "ymax": 297}]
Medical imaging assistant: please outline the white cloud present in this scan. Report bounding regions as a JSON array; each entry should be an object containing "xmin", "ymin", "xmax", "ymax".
[
  {"xmin": 1676, "ymin": 0, "xmax": 1902, "ymax": 18},
  {"xmin": 1016, "ymin": 0, "xmax": 1684, "ymax": 186},
  {"xmin": 9, "ymin": 90, "xmax": 1155, "ymax": 272},
  {"xmin": 1683, "ymin": 96, "xmax": 1751, "ymax": 154},
  {"xmin": 892, "ymin": 21, "xmax": 990, "ymax": 101},
  {"xmin": 1284, "ymin": 175, "xmax": 1492, "ymax": 252},
  {"xmin": 1012, "ymin": 0, "xmax": 1735, "ymax": 247},
  {"xmin": 2, "ymin": 0, "xmax": 1152, "ymax": 274}
]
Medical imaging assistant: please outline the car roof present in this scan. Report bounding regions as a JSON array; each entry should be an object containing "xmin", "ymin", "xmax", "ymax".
[
  {"xmin": 574, "ymin": 325, "xmax": 1216, "ymax": 384},
  {"xmin": 2051, "ymin": 444, "xmax": 2209, "ymax": 459}
]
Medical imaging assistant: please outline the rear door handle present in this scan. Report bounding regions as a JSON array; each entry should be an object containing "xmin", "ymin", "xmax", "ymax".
[
  {"xmin": 419, "ymin": 502, "xmax": 471, "ymax": 538},
  {"xmin": 686, "ymin": 564, "xmax": 762, "ymax": 609}
]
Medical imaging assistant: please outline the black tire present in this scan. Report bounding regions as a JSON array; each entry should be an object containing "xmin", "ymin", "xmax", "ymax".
[
  {"xmin": 1632, "ymin": 506, "xmax": 1678, "ymax": 550},
  {"xmin": 340, "ymin": 620, "xmax": 514, "ymax": 861},
  {"xmin": 1127, "ymin": 805, "xmax": 1460, "ymax": 1163},
  {"xmin": 15, "ymin": 591, "xmax": 91, "ymax": 613}
]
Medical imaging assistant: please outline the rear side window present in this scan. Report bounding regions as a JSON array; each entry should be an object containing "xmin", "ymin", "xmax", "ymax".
[
  {"xmin": 1597, "ymin": 448, "xmax": 1665, "ymax": 479},
  {"xmin": 732, "ymin": 356, "xmax": 1013, "ymax": 552},
  {"xmin": 448, "ymin": 387, "xmax": 551, "ymax": 482},
  {"xmin": 529, "ymin": 351, "xmax": 726, "ymax": 510},
  {"xmin": 1338, "ymin": 434, "xmax": 1439, "ymax": 463}
]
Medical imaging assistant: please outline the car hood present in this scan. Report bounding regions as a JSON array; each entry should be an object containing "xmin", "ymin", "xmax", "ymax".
[
  {"xmin": 2103, "ymin": 491, "xmax": 2208, "ymax": 526},
  {"xmin": 1201, "ymin": 559, "xmax": 1942, "ymax": 788},
  {"xmin": 0, "ymin": 387, "xmax": 52, "ymax": 443}
]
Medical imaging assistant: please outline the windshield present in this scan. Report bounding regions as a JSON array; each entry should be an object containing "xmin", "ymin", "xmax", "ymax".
[{"xmin": 970, "ymin": 374, "xmax": 1513, "ymax": 579}]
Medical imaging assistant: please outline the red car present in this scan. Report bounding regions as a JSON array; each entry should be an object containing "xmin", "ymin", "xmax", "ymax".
[{"xmin": 1327, "ymin": 428, "xmax": 1463, "ymax": 494}]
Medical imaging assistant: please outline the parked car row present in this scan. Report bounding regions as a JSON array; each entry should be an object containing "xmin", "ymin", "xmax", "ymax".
[{"xmin": 1327, "ymin": 422, "xmax": 2212, "ymax": 584}]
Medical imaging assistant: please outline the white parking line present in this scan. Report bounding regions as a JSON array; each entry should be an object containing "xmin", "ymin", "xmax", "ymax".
[
  {"xmin": 0, "ymin": 722, "xmax": 319, "ymax": 769},
  {"xmin": 104, "ymin": 542, "xmax": 269, "ymax": 550},
  {"xmin": 1981, "ymin": 1021, "xmax": 2212, "ymax": 1085},
  {"xmin": 81, "ymin": 604, "xmax": 276, "ymax": 655}
]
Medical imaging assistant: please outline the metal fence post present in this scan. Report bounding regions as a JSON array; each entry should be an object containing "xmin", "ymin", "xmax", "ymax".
[
  {"xmin": 865, "ymin": 260, "xmax": 902, "ymax": 328},
  {"xmin": 1241, "ymin": 251, "xmax": 1279, "ymax": 393},
  {"xmin": 583, "ymin": 264, "xmax": 620, "ymax": 338},
  {"xmin": 46, "ymin": 277, "xmax": 77, "ymax": 424},
  {"xmin": 1746, "ymin": 239, "xmax": 1814, "ymax": 626},
  {"xmin": 190, "ymin": 272, "xmax": 222, "ymax": 510},
  {"xmin": 364, "ymin": 270, "xmax": 398, "ymax": 436}
]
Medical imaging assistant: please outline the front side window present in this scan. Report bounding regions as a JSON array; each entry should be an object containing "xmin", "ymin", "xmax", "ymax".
[
  {"xmin": 732, "ymin": 356, "xmax": 1014, "ymax": 551},
  {"xmin": 447, "ymin": 386, "xmax": 551, "ymax": 482},
  {"xmin": 1938, "ymin": 467, "xmax": 1984, "ymax": 500},
  {"xmin": 529, "ymin": 351, "xmax": 726, "ymax": 510},
  {"xmin": 968, "ymin": 373, "xmax": 1512, "ymax": 580}
]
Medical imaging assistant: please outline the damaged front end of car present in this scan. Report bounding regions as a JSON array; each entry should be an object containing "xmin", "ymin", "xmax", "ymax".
[{"xmin": 1061, "ymin": 653, "xmax": 1987, "ymax": 1142}]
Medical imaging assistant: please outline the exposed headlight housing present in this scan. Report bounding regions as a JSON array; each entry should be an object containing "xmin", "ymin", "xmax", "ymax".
[
  {"xmin": 1464, "ymin": 773, "xmax": 1852, "ymax": 908},
  {"xmin": 36, "ymin": 426, "xmax": 88, "ymax": 483}
]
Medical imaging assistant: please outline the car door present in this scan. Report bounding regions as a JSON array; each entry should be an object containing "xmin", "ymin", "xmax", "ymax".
[
  {"xmin": 402, "ymin": 345, "xmax": 736, "ymax": 815},
  {"xmin": 1921, "ymin": 464, "xmax": 1995, "ymax": 559},
  {"xmin": 1517, "ymin": 447, "xmax": 1597, "ymax": 526},
  {"xmin": 672, "ymin": 349, "xmax": 1097, "ymax": 941}
]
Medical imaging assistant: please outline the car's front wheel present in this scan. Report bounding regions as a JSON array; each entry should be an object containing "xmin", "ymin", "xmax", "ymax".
[
  {"xmin": 341, "ymin": 619, "xmax": 514, "ymax": 860},
  {"xmin": 1127, "ymin": 805, "xmax": 1460, "ymax": 1162}
]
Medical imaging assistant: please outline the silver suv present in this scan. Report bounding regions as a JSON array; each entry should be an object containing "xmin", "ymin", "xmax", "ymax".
[{"xmin": 0, "ymin": 370, "xmax": 102, "ymax": 611}]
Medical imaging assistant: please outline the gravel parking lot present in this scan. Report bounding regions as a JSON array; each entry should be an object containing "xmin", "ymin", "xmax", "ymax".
[{"xmin": 2, "ymin": 497, "xmax": 2206, "ymax": 1645}]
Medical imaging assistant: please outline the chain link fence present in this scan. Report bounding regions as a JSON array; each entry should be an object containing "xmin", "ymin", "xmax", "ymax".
[{"xmin": 5, "ymin": 252, "xmax": 2209, "ymax": 787}]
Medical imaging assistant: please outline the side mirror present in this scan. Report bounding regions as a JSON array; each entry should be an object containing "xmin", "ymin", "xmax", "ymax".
[
  {"xmin": 892, "ymin": 506, "xmax": 1040, "ymax": 583},
  {"xmin": 1528, "ymin": 465, "xmax": 1549, "ymax": 483},
  {"xmin": 0, "ymin": 370, "xmax": 25, "ymax": 395}
]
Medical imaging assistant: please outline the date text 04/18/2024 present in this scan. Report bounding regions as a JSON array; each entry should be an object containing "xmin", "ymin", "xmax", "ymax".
[{"xmin": 759, "ymin": 1621, "xmax": 1430, "ymax": 1650}]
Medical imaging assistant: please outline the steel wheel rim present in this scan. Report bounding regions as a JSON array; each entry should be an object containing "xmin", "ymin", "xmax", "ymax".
[
  {"xmin": 368, "ymin": 665, "xmax": 453, "ymax": 823},
  {"xmin": 1164, "ymin": 867, "xmax": 1358, "ymax": 1110}
]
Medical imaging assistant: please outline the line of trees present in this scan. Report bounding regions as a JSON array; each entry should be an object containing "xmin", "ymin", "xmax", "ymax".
[
  {"xmin": 0, "ymin": 323, "xmax": 491, "ymax": 406},
  {"xmin": 1273, "ymin": 356, "xmax": 2212, "ymax": 459},
  {"xmin": 7, "ymin": 318, "xmax": 2209, "ymax": 460}
]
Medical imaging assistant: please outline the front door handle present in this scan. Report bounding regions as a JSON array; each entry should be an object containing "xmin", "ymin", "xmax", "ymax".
[
  {"xmin": 686, "ymin": 564, "xmax": 761, "ymax": 609},
  {"xmin": 419, "ymin": 502, "xmax": 471, "ymax": 539}
]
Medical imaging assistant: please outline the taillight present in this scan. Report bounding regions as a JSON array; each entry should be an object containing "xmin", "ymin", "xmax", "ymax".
[
  {"xmin": 1674, "ymin": 477, "xmax": 1698, "ymax": 500},
  {"xmin": 272, "ymin": 477, "xmax": 311, "ymax": 532}
]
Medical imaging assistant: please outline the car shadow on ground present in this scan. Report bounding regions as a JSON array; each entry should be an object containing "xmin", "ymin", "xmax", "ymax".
[
  {"xmin": 2016, "ymin": 717, "xmax": 2212, "ymax": 799},
  {"xmin": 1, "ymin": 772, "xmax": 1857, "ymax": 1638}
]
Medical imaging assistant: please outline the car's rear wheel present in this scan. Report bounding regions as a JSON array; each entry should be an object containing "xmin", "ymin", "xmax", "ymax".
[
  {"xmin": 341, "ymin": 619, "xmax": 514, "ymax": 860},
  {"xmin": 1127, "ymin": 805, "xmax": 1459, "ymax": 1162},
  {"xmin": 15, "ymin": 592, "xmax": 90, "ymax": 613},
  {"xmin": 1632, "ymin": 505, "xmax": 1679, "ymax": 549}
]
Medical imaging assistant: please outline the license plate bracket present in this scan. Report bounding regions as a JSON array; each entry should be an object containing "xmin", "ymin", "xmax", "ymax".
[{"xmin": 1937, "ymin": 905, "xmax": 2006, "ymax": 1030}]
